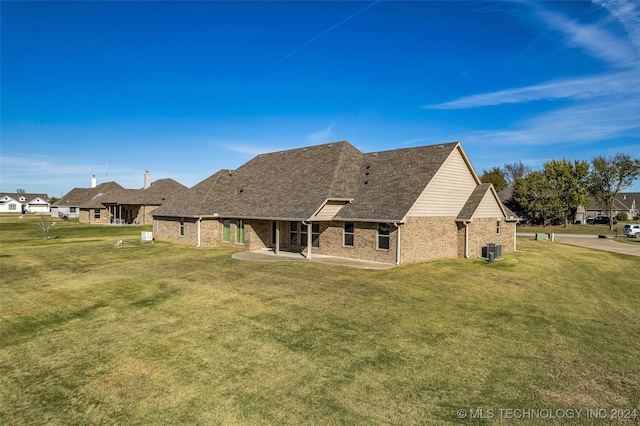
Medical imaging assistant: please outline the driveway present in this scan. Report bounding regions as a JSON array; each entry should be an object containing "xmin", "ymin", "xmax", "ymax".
[{"xmin": 553, "ymin": 235, "xmax": 640, "ymax": 257}]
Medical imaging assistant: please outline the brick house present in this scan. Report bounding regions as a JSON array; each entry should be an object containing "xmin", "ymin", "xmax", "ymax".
[
  {"xmin": 574, "ymin": 192, "xmax": 640, "ymax": 223},
  {"xmin": 53, "ymin": 174, "xmax": 186, "ymax": 224},
  {"xmin": 152, "ymin": 141, "xmax": 519, "ymax": 265}
]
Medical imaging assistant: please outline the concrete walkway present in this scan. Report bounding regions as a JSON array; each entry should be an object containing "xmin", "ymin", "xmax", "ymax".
[{"xmin": 232, "ymin": 249, "xmax": 396, "ymax": 270}]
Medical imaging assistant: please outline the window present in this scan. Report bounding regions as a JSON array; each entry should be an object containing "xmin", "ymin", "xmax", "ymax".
[
  {"xmin": 344, "ymin": 222, "xmax": 354, "ymax": 247},
  {"xmin": 222, "ymin": 220, "xmax": 230, "ymax": 242},
  {"xmin": 94, "ymin": 209, "xmax": 101, "ymax": 219},
  {"xmin": 236, "ymin": 219, "xmax": 244, "ymax": 244},
  {"xmin": 70, "ymin": 207, "xmax": 77, "ymax": 213},
  {"xmin": 9, "ymin": 203, "xmax": 16, "ymax": 211},
  {"xmin": 377, "ymin": 223, "xmax": 390, "ymax": 250},
  {"xmin": 179, "ymin": 219, "xmax": 185, "ymax": 237},
  {"xmin": 300, "ymin": 222, "xmax": 320, "ymax": 247},
  {"xmin": 496, "ymin": 220, "xmax": 501, "ymax": 234},
  {"xmin": 290, "ymin": 221, "xmax": 298, "ymax": 245}
]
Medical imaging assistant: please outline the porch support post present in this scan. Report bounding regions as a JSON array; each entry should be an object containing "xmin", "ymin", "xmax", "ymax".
[{"xmin": 275, "ymin": 221, "xmax": 280, "ymax": 255}]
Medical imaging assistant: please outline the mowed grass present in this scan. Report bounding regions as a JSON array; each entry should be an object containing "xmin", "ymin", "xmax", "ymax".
[{"xmin": 1, "ymin": 215, "xmax": 639, "ymax": 425}]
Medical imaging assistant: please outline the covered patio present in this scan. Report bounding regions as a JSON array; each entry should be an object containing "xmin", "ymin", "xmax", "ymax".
[{"xmin": 231, "ymin": 248, "xmax": 396, "ymax": 270}]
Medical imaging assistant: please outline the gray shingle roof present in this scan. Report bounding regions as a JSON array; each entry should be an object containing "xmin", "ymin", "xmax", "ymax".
[
  {"xmin": 0, "ymin": 193, "xmax": 50, "ymax": 203},
  {"xmin": 153, "ymin": 141, "xmax": 363, "ymax": 219},
  {"xmin": 152, "ymin": 140, "xmax": 464, "ymax": 222},
  {"xmin": 53, "ymin": 182, "xmax": 124, "ymax": 208},
  {"xmin": 102, "ymin": 179, "xmax": 187, "ymax": 205},
  {"xmin": 335, "ymin": 142, "xmax": 459, "ymax": 221},
  {"xmin": 456, "ymin": 183, "xmax": 493, "ymax": 222}
]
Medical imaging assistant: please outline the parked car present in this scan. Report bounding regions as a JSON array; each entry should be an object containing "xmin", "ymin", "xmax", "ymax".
[
  {"xmin": 624, "ymin": 224, "xmax": 640, "ymax": 238},
  {"xmin": 586, "ymin": 216, "xmax": 617, "ymax": 225}
]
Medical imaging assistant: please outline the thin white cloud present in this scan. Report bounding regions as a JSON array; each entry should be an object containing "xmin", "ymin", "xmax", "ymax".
[
  {"xmin": 534, "ymin": 4, "xmax": 639, "ymax": 68},
  {"xmin": 306, "ymin": 124, "xmax": 334, "ymax": 144},
  {"xmin": 424, "ymin": 71, "xmax": 639, "ymax": 109},
  {"xmin": 463, "ymin": 96, "xmax": 640, "ymax": 147},
  {"xmin": 273, "ymin": 0, "xmax": 382, "ymax": 68},
  {"xmin": 593, "ymin": 0, "xmax": 640, "ymax": 53},
  {"xmin": 217, "ymin": 143, "xmax": 277, "ymax": 157}
]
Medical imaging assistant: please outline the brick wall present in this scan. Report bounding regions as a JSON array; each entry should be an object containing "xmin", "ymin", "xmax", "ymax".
[
  {"xmin": 466, "ymin": 218, "xmax": 516, "ymax": 258},
  {"xmin": 153, "ymin": 216, "xmax": 517, "ymax": 264},
  {"xmin": 400, "ymin": 217, "xmax": 459, "ymax": 264},
  {"xmin": 310, "ymin": 221, "xmax": 398, "ymax": 264}
]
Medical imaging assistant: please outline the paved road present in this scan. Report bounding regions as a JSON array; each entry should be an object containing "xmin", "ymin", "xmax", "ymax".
[{"xmin": 519, "ymin": 232, "xmax": 640, "ymax": 256}]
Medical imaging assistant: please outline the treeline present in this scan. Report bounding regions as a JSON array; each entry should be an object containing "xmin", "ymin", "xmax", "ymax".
[{"xmin": 480, "ymin": 154, "xmax": 640, "ymax": 228}]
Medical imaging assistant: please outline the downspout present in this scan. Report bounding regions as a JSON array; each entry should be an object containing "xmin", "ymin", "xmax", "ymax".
[
  {"xmin": 302, "ymin": 220, "xmax": 311, "ymax": 259},
  {"xmin": 513, "ymin": 222, "xmax": 517, "ymax": 253},
  {"xmin": 197, "ymin": 217, "xmax": 202, "ymax": 248},
  {"xmin": 464, "ymin": 221, "xmax": 470, "ymax": 259},
  {"xmin": 394, "ymin": 223, "xmax": 402, "ymax": 266}
]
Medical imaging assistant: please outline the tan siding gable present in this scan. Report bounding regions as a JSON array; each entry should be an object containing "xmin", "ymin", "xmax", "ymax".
[
  {"xmin": 474, "ymin": 191, "xmax": 505, "ymax": 218},
  {"xmin": 313, "ymin": 200, "xmax": 350, "ymax": 221},
  {"xmin": 407, "ymin": 147, "xmax": 478, "ymax": 217}
]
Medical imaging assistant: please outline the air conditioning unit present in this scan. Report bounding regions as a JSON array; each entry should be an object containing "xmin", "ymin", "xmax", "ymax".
[
  {"xmin": 141, "ymin": 231, "xmax": 153, "ymax": 242},
  {"xmin": 487, "ymin": 243, "xmax": 502, "ymax": 260}
]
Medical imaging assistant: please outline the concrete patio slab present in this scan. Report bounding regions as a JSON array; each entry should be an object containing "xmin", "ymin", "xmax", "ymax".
[{"xmin": 232, "ymin": 249, "xmax": 396, "ymax": 270}]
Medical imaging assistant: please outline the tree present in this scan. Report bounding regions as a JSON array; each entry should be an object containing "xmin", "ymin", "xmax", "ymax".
[
  {"xmin": 480, "ymin": 167, "xmax": 508, "ymax": 192},
  {"xmin": 543, "ymin": 159, "xmax": 589, "ymax": 227},
  {"xmin": 586, "ymin": 154, "xmax": 640, "ymax": 230},
  {"xmin": 40, "ymin": 216, "xmax": 51, "ymax": 240},
  {"xmin": 512, "ymin": 171, "xmax": 561, "ymax": 226},
  {"xmin": 16, "ymin": 188, "xmax": 26, "ymax": 194},
  {"xmin": 503, "ymin": 161, "xmax": 531, "ymax": 185}
]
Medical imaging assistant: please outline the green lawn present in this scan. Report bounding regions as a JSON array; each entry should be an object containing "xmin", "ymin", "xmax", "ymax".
[{"xmin": 1, "ymin": 215, "xmax": 639, "ymax": 425}]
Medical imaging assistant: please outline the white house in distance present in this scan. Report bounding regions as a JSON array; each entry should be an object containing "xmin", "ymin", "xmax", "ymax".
[{"xmin": 0, "ymin": 193, "xmax": 51, "ymax": 214}]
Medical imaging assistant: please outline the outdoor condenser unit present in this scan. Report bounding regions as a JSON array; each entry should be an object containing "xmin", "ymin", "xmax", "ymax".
[{"xmin": 487, "ymin": 243, "xmax": 502, "ymax": 260}]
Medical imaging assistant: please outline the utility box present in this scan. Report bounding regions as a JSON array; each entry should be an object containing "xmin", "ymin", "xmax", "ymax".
[
  {"xmin": 141, "ymin": 231, "xmax": 153, "ymax": 242},
  {"xmin": 535, "ymin": 233, "xmax": 549, "ymax": 241}
]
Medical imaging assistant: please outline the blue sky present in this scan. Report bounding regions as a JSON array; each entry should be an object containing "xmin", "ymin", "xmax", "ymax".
[{"xmin": 2, "ymin": 0, "xmax": 639, "ymax": 197}]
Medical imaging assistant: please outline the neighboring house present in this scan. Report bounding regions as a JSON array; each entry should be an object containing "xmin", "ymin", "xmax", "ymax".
[
  {"xmin": 0, "ymin": 193, "xmax": 50, "ymax": 213},
  {"xmin": 575, "ymin": 192, "xmax": 640, "ymax": 223},
  {"xmin": 152, "ymin": 141, "xmax": 519, "ymax": 265},
  {"xmin": 101, "ymin": 176, "xmax": 188, "ymax": 225},
  {"xmin": 52, "ymin": 182, "xmax": 123, "ymax": 221},
  {"xmin": 52, "ymin": 173, "xmax": 186, "ymax": 225}
]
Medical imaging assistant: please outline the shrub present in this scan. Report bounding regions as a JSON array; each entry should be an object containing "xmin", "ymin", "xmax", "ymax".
[{"xmin": 617, "ymin": 212, "xmax": 629, "ymax": 221}]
